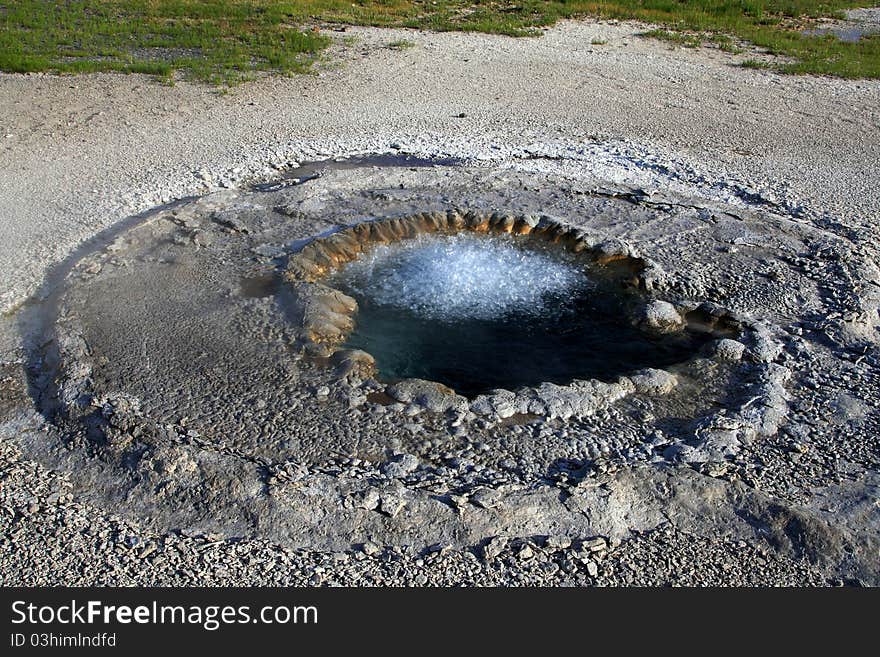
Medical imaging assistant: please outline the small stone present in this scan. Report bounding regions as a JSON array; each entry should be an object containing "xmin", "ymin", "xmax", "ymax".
[
  {"xmin": 469, "ymin": 396, "xmax": 495, "ymax": 416},
  {"xmin": 703, "ymin": 462, "xmax": 729, "ymax": 477},
  {"xmin": 361, "ymin": 541, "xmax": 380, "ymax": 556},
  {"xmin": 629, "ymin": 368, "xmax": 678, "ymax": 395},
  {"xmin": 482, "ymin": 536, "xmax": 508, "ymax": 561},
  {"xmin": 470, "ymin": 487, "xmax": 503, "ymax": 510},
  {"xmin": 356, "ymin": 489, "xmax": 380, "ymax": 511},
  {"xmin": 642, "ymin": 300, "xmax": 684, "ymax": 333},
  {"xmin": 581, "ymin": 537, "xmax": 607, "ymax": 553},
  {"xmin": 494, "ymin": 401, "xmax": 516, "ymax": 419},
  {"xmin": 331, "ymin": 349, "xmax": 375, "ymax": 379},
  {"xmin": 449, "ymin": 494, "xmax": 469, "ymax": 512},
  {"xmin": 750, "ymin": 325, "xmax": 784, "ymax": 363},
  {"xmin": 138, "ymin": 544, "xmax": 157, "ymax": 559},
  {"xmin": 585, "ymin": 561, "xmax": 599, "ymax": 577},
  {"xmin": 378, "ymin": 494, "xmax": 406, "ymax": 517},
  {"xmin": 381, "ymin": 453, "xmax": 420, "ymax": 478},
  {"xmin": 545, "ymin": 535, "xmax": 572, "ymax": 550},
  {"xmin": 713, "ymin": 338, "xmax": 746, "ymax": 362},
  {"xmin": 386, "ymin": 379, "xmax": 467, "ymax": 414}
]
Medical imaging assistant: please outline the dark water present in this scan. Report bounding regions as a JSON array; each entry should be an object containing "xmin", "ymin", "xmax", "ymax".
[
  {"xmin": 338, "ymin": 281, "xmax": 712, "ymax": 398},
  {"xmin": 803, "ymin": 26, "xmax": 875, "ymax": 43}
]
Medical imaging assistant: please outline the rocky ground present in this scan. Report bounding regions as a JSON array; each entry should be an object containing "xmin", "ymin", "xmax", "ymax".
[{"xmin": 1, "ymin": 20, "xmax": 879, "ymax": 586}]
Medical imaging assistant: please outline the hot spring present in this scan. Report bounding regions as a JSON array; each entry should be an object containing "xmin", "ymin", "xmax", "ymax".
[{"xmin": 329, "ymin": 231, "xmax": 710, "ymax": 397}]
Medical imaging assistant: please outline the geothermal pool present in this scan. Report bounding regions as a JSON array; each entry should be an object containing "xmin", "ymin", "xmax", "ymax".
[{"xmin": 331, "ymin": 233, "xmax": 710, "ymax": 396}]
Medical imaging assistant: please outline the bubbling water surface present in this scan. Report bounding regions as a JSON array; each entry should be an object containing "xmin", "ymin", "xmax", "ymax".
[
  {"xmin": 332, "ymin": 232, "xmax": 709, "ymax": 396},
  {"xmin": 335, "ymin": 233, "xmax": 589, "ymax": 322}
]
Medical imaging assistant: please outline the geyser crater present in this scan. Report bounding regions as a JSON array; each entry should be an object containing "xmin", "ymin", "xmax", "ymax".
[{"xmin": 286, "ymin": 211, "xmax": 723, "ymax": 398}]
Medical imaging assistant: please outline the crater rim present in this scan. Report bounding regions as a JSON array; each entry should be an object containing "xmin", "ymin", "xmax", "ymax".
[{"xmin": 284, "ymin": 209, "xmax": 749, "ymax": 405}]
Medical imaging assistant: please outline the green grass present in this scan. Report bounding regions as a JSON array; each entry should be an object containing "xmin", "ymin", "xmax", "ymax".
[
  {"xmin": 0, "ymin": 1, "xmax": 332, "ymax": 85},
  {"xmin": 1, "ymin": 1, "xmax": 878, "ymax": 83},
  {"xmin": 643, "ymin": 28, "xmax": 706, "ymax": 49},
  {"xmin": 642, "ymin": 29, "xmax": 744, "ymax": 53},
  {"xmin": 387, "ymin": 39, "xmax": 416, "ymax": 50}
]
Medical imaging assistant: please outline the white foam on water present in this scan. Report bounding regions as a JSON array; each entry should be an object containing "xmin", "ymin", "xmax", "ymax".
[{"xmin": 335, "ymin": 232, "xmax": 589, "ymax": 321}]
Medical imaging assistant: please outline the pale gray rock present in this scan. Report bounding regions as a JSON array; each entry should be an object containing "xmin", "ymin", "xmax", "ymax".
[
  {"xmin": 642, "ymin": 300, "xmax": 685, "ymax": 333},
  {"xmin": 629, "ymin": 369, "xmax": 678, "ymax": 395},
  {"xmin": 387, "ymin": 379, "xmax": 468, "ymax": 414},
  {"xmin": 713, "ymin": 338, "xmax": 747, "ymax": 362},
  {"xmin": 381, "ymin": 453, "xmax": 420, "ymax": 478}
]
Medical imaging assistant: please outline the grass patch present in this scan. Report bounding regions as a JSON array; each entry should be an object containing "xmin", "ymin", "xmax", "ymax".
[
  {"xmin": 387, "ymin": 39, "xmax": 416, "ymax": 50},
  {"xmin": 1, "ymin": 1, "xmax": 878, "ymax": 82},
  {"xmin": 0, "ymin": 1, "xmax": 331, "ymax": 85},
  {"xmin": 642, "ymin": 29, "xmax": 704, "ymax": 49},
  {"xmin": 642, "ymin": 29, "xmax": 745, "ymax": 53}
]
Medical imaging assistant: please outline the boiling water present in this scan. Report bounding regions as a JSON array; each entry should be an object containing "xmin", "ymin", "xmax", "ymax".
[{"xmin": 333, "ymin": 233, "xmax": 708, "ymax": 396}]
